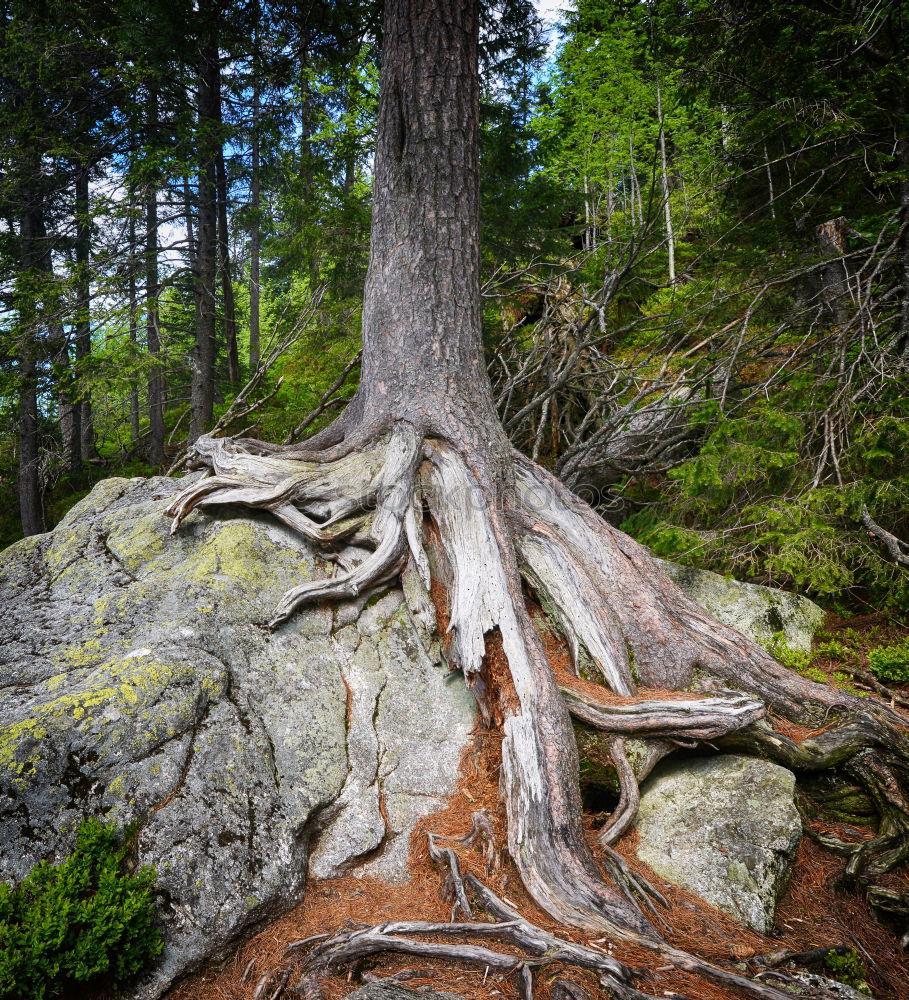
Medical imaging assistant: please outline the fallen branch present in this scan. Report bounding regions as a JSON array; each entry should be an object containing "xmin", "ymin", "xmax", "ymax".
[{"xmin": 861, "ymin": 506, "xmax": 909, "ymax": 568}]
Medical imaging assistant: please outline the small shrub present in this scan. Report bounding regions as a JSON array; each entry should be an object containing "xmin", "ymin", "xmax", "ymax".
[
  {"xmin": 0, "ymin": 818, "xmax": 163, "ymax": 1000},
  {"xmin": 823, "ymin": 947, "xmax": 871, "ymax": 995},
  {"xmin": 814, "ymin": 638, "xmax": 851, "ymax": 660},
  {"xmin": 766, "ymin": 632, "xmax": 812, "ymax": 673},
  {"xmin": 867, "ymin": 639, "xmax": 909, "ymax": 684},
  {"xmin": 831, "ymin": 671, "xmax": 866, "ymax": 697}
]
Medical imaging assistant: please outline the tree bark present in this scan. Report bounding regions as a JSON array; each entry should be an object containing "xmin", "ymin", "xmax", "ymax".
[
  {"xmin": 249, "ymin": 11, "xmax": 262, "ymax": 373},
  {"xmin": 356, "ymin": 0, "xmax": 507, "ymax": 465},
  {"xmin": 190, "ymin": 5, "xmax": 220, "ymax": 443},
  {"xmin": 74, "ymin": 164, "xmax": 96, "ymax": 460},
  {"xmin": 215, "ymin": 110, "xmax": 239, "ymax": 384},
  {"xmin": 145, "ymin": 86, "xmax": 166, "ymax": 467}
]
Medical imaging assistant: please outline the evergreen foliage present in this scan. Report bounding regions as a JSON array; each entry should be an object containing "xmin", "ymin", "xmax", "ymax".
[
  {"xmin": 0, "ymin": 818, "xmax": 162, "ymax": 1000},
  {"xmin": 0, "ymin": 0, "xmax": 906, "ymax": 617}
]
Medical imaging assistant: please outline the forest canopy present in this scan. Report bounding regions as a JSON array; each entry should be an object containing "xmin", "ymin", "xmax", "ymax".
[{"xmin": 0, "ymin": 0, "xmax": 907, "ymax": 613}]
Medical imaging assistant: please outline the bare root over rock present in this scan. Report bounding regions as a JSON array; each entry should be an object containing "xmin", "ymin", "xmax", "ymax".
[{"xmin": 166, "ymin": 420, "xmax": 909, "ymax": 997}]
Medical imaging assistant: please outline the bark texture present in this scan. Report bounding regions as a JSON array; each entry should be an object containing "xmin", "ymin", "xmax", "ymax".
[{"xmin": 190, "ymin": 6, "xmax": 220, "ymax": 444}]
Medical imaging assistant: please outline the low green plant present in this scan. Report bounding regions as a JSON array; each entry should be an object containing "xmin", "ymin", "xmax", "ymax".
[
  {"xmin": 867, "ymin": 638, "xmax": 909, "ymax": 684},
  {"xmin": 766, "ymin": 632, "xmax": 813, "ymax": 673},
  {"xmin": 0, "ymin": 818, "xmax": 162, "ymax": 1000},
  {"xmin": 823, "ymin": 947, "xmax": 871, "ymax": 995},
  {"xmin": 831, "ymin": 671, "xmax": 866, "ymax": 697}
]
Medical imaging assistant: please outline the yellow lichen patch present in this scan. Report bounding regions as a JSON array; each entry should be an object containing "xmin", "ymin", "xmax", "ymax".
[
  {"xmin": 120, "ymin": 683, "xmax": 139, "ymax": 705},
  {"xmin": 107, "ymin": 512, "xmax": 169, "ymax": 573},
  {"xmin": 43, "ymin": 526, "xmax": 84, "ymax": 572},
  {"xmin": 107, "ymin": 774, "xmax": 128, "ymax": 796},
  {"xmin": 177, "ymin": 520, "xmax": 303, "ymax": 592},
  {"xmin": 56, "ymin": 638, "xmax": 106, "ymax": 670},
  {"xmin": 2, "ymin": 651, "xmax": 221, "ymax": 787},
  {"xmin": 93, "ymin": 594, "xmax": 112, "ymax": 624},
  {"xmin": 0, "ymin": 718, "xmax": 48, "ymax": 783}
]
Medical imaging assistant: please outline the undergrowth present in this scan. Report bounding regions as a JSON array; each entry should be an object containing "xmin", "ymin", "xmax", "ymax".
[{"xmin": 0, "ymin": 818, "xmax": 162, "ymax": 1000}]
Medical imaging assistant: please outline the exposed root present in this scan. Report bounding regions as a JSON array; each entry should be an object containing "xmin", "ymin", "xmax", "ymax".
[
  {"xmin": 562, "ymin": 689, "xmax": 767, "ymax": 740},
  {"xmin": 288, "ymin": 858, "xmax": 649, "ymax": 1000},
  {"xmin": 165, "ymin": 416, "xmax": 909, "ymax": 996},
  {"xmin": 597, "ymin": 738, "xmax": 639, "ymax": 847}
]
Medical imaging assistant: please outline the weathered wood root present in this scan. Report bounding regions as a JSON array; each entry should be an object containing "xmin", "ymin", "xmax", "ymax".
[
  {"xmin": 289, "ymin": 878, "xmax": 649, "ymax": 1000},
  {"xmin": 720, "ymin": 718, "xmax": 909, "ymax": 878},
  {"xmin": 166, "ymin": 420, "xmax": 909, "ymax": 987}
]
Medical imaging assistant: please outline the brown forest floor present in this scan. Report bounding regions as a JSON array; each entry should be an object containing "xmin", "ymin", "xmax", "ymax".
[{"xmin": 167, "ymin": 611, "xmax": 909, "ymax": 1000}]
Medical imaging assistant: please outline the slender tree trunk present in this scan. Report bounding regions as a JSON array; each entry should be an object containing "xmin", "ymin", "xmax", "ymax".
[
  {"xmin": 655, "ymin": 74, "xmax": 675, "ymax": 285},
  {"xmin": 249, "ymin": 58, "xmax": 261, "ymax": 373},
  {"xmin": 763, "ymin": 141, "xmax": 776, "ymax": 222},
  {"xmin": 43, "ymin": 181, "xmax": 79, "ymax": 472},
  {"xmin": 190, "ymin": 10, "xmax": 220, "ymax": 443},
  {"xmin": 898, "ymin": 132, "xmax": 909, "ymax": 354},
  {"xmin": 128, "ymin": 207, "xmax": 140, "ymax": 443},
  {"xmin": 74, "ymin": 164, "xmax": 96, "ymax": 460},
  {"xmin": 183, "ymin": 175, "xmax": 197, "ymax": 268},
  {"xmin": 215, "ymin": 114, "xmax": 239, "ymax": 384},
  {"xmin": 16, "ymin": 190, "xmax": 45, "ymax": 536},
  {"xmin": 146, "ymin": 87, "xmax": 166, "ymax": 466}
]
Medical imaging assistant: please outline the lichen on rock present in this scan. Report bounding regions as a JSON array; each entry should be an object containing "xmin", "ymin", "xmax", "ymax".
[
  {"xmin": 656, "ymin": 559, "xmax": 825, "ymax": 653},
  {"xmin": 0, "ymin": 475, "xmax": 476, "ymax": 999},
  {"xmin": 634, "ymin": 754, "xmax": 801, "ymax": 934}
]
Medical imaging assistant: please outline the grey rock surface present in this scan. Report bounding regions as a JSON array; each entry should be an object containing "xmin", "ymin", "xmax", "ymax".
[
  {"xmin": 0, "ymin": 476, "xmax": 475, "ymax": 999},
  {"xmin": 634, "ymin": 754, "xmax": 801, "ymax": 934},
  {"xmin": 783, "ymin": 972, "xmax": 871, "ymax": 999},
  {"xmin": 345, "ymin": 985, "xmax": 465, "ymax": 1000},
  {"xmin": 657, "ymin": 559, "xmax": 825, "ymax": 652}
]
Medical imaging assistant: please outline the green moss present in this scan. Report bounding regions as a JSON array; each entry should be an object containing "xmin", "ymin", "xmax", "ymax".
[{"xmin": 823, "ymin": 948, "xmax": 871, "ymax": 995}]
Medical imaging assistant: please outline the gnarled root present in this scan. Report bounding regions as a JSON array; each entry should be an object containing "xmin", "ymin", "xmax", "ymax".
[{"xmin": 166, "ymin": 419, "xmax": 909, "ymax": 993}]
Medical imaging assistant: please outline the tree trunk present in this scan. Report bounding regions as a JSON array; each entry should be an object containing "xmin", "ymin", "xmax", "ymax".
[
  {"xmin": 190, "ymin": 8, "xmax": 219, "ymax": 443},
  {"xmin": 355, "ymin": 1, "xmax": 506, "ymax": 460},
  {"xmin": 145, "ymin": 86, "xmax": 166, "ymax": 467},
  {"xmin": 74, "ymin": 164, "xmax": 96, "ymax": 460},
  {"xmin": 898, "ymin": 131, "xmax": 909, "ymax": 354},
  {"xmin": 165, "ymin": 2, "xmax": 909, "ymax": 994},
  {"xmin": 16, "ymin": 187, "xmax": 45, "ymax": 537},
  {"xmin": 249, "ymin": 59, "xmax": 261, "ymax": 373},
  {"xmin": 128, "ymin": 206, "xmax": 140, "ymax": 443},
  {"xmin": 654, "ymin": 73, "xmax": 675, "ymax": 286},
  {"xmin": 215, "ymin": 115, "xmax": 239, "ymax": 384}
]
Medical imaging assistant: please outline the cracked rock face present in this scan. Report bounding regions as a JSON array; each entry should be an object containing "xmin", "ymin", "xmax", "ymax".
[
  {"xmin": 634, "ymin": 754, "xmax": 801, "ymax": 934},
  {"xmin": 0, "ymin": 475, "xmax": 476, "ymax": 999}
]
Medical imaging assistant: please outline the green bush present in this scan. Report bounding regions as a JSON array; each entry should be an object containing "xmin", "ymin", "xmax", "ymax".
[
  {"xmin": 867, "ymin": 639, "xmax": 909, "ymax": 684},
  {"xmin": 0, "ymin": 818, "xmax": 162, "ymax": 1000},
  {"xmin": 824, "ymin": 948, "xmax": 871, "ymax": 995}
]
